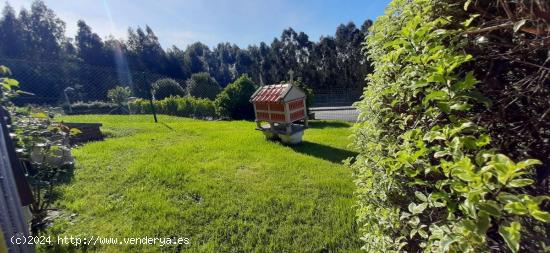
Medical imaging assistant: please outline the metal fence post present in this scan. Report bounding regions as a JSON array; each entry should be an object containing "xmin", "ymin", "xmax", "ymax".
[{"xmin": 149, "ymin": 89, "xmax": 158, "ymax": 123}]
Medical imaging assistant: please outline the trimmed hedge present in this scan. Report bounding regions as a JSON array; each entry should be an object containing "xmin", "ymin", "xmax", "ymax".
[
  {"xmin": 63, "ymin": 101, "xmax": 121, "ymax": 114},
  {"xmin": 129, "ymin": 96, "xmax": 217, "ymax": 119},
  {"xmin": 351, "ymin": 0, "xmax": 549, "ymax": 252}
]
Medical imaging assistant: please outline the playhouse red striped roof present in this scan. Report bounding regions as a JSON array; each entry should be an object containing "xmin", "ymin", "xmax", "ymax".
[{"xmin": 250, "ymin": 84, "xmax": 291, "ymax": 103}]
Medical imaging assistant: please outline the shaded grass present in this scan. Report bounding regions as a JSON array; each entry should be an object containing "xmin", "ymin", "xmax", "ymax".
[
  {"xmin": 291, "ymin": 141, "xmax": 358, "ymax": 164},
  {"xmin": 48, "ymin": 115, "xmax": 361, "ymax": 252}
]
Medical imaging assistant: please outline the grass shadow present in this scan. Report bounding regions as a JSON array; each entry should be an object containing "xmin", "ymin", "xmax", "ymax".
[
  {"xmin": 308, "ymin": 121, "xmax": 350, "ymax": 129},
  {"xmin": 290, "ymin": 141, "xmax": 358, "ymax": 164},
  {"xmin": 160, "ymin": 122, "xmax": 174, "ymax": 131}
]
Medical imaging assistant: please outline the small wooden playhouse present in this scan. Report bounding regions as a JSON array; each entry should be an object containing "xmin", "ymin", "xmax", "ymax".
[{"xmin": 250, "ymin": 83, "xmax": 308, "ymax": 144}]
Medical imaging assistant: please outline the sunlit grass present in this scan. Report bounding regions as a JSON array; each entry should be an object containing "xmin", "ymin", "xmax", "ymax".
[{"xmin": 48, "ymin": 115, "xmax": 361, "ymax": 252}]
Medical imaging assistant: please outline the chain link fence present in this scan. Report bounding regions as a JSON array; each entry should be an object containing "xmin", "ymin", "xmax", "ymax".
[
  {"xmin": 2, "ymin": 58, "xmax": 182, "ymax": 104},
  {"xmin": 310, "ymin": 87, "xmax": 362, "ymax": 122},
  {"xmin": 2, "ymin": 58, "xmax": 362, "ymax": 121}
]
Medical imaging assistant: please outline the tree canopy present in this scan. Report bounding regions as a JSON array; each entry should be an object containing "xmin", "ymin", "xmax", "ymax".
[{"xmin": 0, "ymin": 0, "xmax": 373, "ymax": 104}]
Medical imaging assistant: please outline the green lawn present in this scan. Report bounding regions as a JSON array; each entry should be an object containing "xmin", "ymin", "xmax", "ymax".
[{"xmin": 49, "ymin": 115, "xmax": 361, "ymax": 252}]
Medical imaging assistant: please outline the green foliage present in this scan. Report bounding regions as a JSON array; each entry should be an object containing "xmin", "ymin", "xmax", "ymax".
[
  {"xmin": 1, "ymin": 0, "xmax": 374, "ymax": 104},
  {"xmin": 185, "ymin": 72, "xmax": 221, "ymax": 100},
  {"xmin": 350, "ymin": 0, "xmax": 549, "ymax": 252},
  {"xmin": 107, "ymin": 86, "xmax": 131, "ymax": 106},
  {"xmin": 129, "ymin": 96, "xmax": 217, "ymax": 119},
  {"xmin": 12, "ymin": 108, "xmax": 75, "ymax": 234},
  {"xmin": 214, "ymin": 75, "xmax": 257, "ymax": 120},
  {"xmin": 2, "ymin": 68, "xmax": 75, "ymax": 234},
  {"xmin": 0, "ymin": 65, "xmax": 20, "ymax": 103},
  {"xmin": 152, "ymin": 78, "xmax": 185, "ymax": 100}
]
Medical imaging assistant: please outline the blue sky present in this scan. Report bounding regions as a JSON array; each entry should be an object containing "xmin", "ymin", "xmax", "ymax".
[{"xmin": 4, "ymin": 0, "xmax": 391, "ymax": 49}]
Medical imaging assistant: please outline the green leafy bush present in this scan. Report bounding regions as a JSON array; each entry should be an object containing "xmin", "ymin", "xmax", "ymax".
[
  {"xmin": 152, "ymin": 78, "xmax": 185, "ymax": 100},
  {"xmin": 129, "ymin": 96, "xmax": 216, "ymax": 119},
  {"xmin": 214, "ymin": 75, "xmax": 257, "ymax": 120},
  {"xmin": 186, "ymin": 72, "xmax": 221, "ymax": 100},
  {"xmin": 350, "ymin": 0, "xmax": 549, "ymax": 252},
  {"xmin": 0, "ymin": 65, "xmax": 19, "ymax": 103},
  {"xmin": 107, "ymin": 86, "xmax": 131, "ymax": 106}
]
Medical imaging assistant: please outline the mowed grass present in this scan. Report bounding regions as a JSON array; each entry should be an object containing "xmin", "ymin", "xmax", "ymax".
[{"xmin": 50, "ymin": 115, "xmax": 361, "ymax": 252}]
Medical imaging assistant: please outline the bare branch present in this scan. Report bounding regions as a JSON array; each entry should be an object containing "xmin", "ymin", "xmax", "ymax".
[{"xmin": 463, "ymin": 22, "xmax": 514, "ymax": 35}]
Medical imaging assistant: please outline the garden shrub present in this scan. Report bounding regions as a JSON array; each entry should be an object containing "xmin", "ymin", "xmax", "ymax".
[
  {"xmin": 70, "ymin": 101, "xmax": 116, "ymax": 109},
  {"xmin": 2, "ymin": 66, "xmax": 77, "ymax": 234},
  {"xmin": 64, "ymin": 101, "xmax": 119, "ymax": 114},
  {"xmin": 129, "ymin": 96, "xmax": 216, "ymax": 119},
  {"xmin": 350, "ymin": 0, "xmax": 550, "ymax": 252},
  {"xmin": 214, "ymin": 75, "xmax": 257, "ymax": 120},
  {"xmin": 186, "ymin": 72, "xmax": 221, "ymax": 100},
  {"xmin": 128, "ymin": 99, "xmax": 147, "ymax": 114},
  {"xmin": 152, "ymin": 78, "xmax": 185, "ymax": 100},
  {"xmin": 107, "ymin": 86, "xmax": 131, "ymax": 106}
]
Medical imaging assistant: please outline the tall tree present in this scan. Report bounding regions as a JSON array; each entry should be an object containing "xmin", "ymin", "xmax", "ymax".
[
  {"xmin": 312, "ymin": 36, "xmax": 338, "ymax": 89},
  {"xmin": 258, "ymin": 42, "xmax": 275, "ymax": 85},
  {"xmin": 141, "ymin": 26, "xmax": 167, "ymax": 74},
  {"xmin": 75, "ymin": 20, "xmax": 111, "ymax": 100},
  {"xmin": 75, "ymin": 20, "xmax": 106, "ymax": 66},
  {"xmin": 211, "ymin": 42, "xmax": 239, "ymax": 86},
  {"xmin": 0, "ymin": 0, "xmax": 374, "ymax": 105},
  {"xmin": 334, "ymin": 22, "xmax": 368, "ymax": 91},
  {"xmin": 10, "ymin": 1, "xmax": 68, "ymax": 104},
  {"xmin": 182, "ymin": 42, "xmax": 210, "ymax": 74},
  {"xmin": 22, "ymin": 0, "xmax": 66, "ymax": 60},
  {"xmin": 165, "ymin": 46, "xmax": 187, "ymax": 80},
  {"xmin": 0, "ymin": 3, "xmax": 24, "ymax": 58}
]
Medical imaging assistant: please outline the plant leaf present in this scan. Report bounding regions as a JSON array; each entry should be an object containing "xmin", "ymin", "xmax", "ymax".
[
  {"xmin": 415, "ymin": 191, "xmax": 427, "ymax": 202},
  {"xmin": 423, "ymin": 90, "xmax": 448, "ymax": 105},
  {"xmin": 531, "ymin": 210, "xmax": 550, "ymax": 222},
  {"xmin": 508, "ymin": 179, "xmax": 534, "ymax": 188},
  {"xmin": 478, "ymin": 201, "xmax": 501, "ymax": 217},
  {"xmin": 504, "ymin": 202, "xmax": 528, "ymax": 215},
  {"xmin": 499, "ymin": 221, "xmax": 521, "ymax": 253},
  {"xmin": 464, "ymin": 0, "xmax": 473, "ymax": 10},
  {"xmin": 452, "ymin": 72, "xmax": 477, "ymax": 91},
  {"xmin": 516, "ymin": 159, "xmax": 542, "ymax": 169},
  {"xmin": 476, "ymin": 213, "xmax": 491, "ymax": 234}
]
